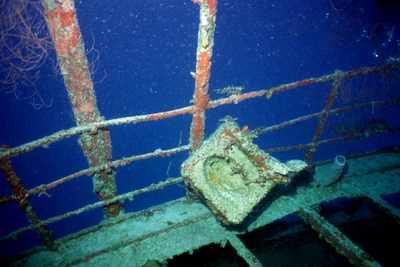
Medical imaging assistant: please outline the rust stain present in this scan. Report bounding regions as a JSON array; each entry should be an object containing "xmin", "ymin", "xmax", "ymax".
[
  {"xmin": 195, "ymin": 51, "xmax": 211, "ymax": 99},
  {"xmin": 207, "ymin": 0, "xmax": 217, "ymax": 16}
]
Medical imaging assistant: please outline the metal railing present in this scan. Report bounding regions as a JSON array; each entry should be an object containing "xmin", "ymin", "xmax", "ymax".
[
  {"xmin": 1, "ymin": 1, "xmax": 400, "ymax": 264},
  {"xmin": 1, "ymin": 60, "xmax": 399, "ymax": 244}
]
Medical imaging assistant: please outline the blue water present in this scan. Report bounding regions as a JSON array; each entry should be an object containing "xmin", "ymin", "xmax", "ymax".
[{"xmin": 1, "ymin": 0, "xmax": 400, "ymax": 260}]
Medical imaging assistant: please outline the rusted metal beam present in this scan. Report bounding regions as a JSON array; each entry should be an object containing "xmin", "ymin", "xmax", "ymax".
[
  {"xmin": 42, "ymin": 0, "xmax": 121, "ymax": 217},
  {"xmin": 227, "ymin": 234, "xmax": 263, "ymax": 267},
  {"xmin": 190, "ymin": 0, "xmax": 217, "ymax": 150},
  {"xmin": 298, "ymin": 207, "xmax": 381, "ymax": 267},
  {"xmin": 304, "ymin": 72, "xmax": 344, "ymax": 165},
  {"xmin": 0, "ymin": 147, "xmax": 56, "ymax": 250}
]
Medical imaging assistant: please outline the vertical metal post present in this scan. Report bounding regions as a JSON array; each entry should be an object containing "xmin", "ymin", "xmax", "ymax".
[
  {"xmin": 304, "ymin": 71, "xmax": 344, "ymax": 165},
  {"xmin": 190, "ymin": 0, "xmax": 217, "ymax": 150},
  {"xmin": 42, "ymin": 0, "xmax": 121, "ymax": 217},
  {"xmin": 0, "ymin": 147, "xmax": 56, "ymax": 250}
]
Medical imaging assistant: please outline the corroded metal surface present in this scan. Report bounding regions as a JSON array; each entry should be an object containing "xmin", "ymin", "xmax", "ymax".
[
  {"xmin": 182, "ymin": 120, "xmax": 305, "ymax": 224},
  {"xmin": 0, "ymin": 147, "xmax": 56, "ymax": 250},
  {"xmin": 227, "ymin": 234, "xmax": 263, "ymax": 267},
  {"xmin": 298, "ymin": 207, "xmax": 381, "ymax": 267},
  {"xmin": 9, "ymin": 152, "xmax": 400, "ymax": 267},
  {"xmin": 0, "ymin": 0, "xmax": 398, "ymax": 265},
  {"xmin": 304, "ymin": 72, "xmax": 343, "ymax": 165},
  {"xmin": 42, "ymin": 0, "xmax": 121, "ymax": 217},
  {"xmin": 190, "ymin": 0, "xmax": 217, "ymax": 150},
  {"xmin": 1, "ymin": 176, "xmax": 184, "ymax": 242}
]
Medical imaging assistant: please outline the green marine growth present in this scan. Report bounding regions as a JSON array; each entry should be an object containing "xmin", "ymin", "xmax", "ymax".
[{"xmin": 181, "ymin": 119, "xmax": 307, "ymax": 225}]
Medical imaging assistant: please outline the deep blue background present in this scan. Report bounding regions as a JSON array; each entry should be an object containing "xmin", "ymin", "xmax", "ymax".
[{"xmin": 1, "ymin": 0, "xmax": 400, "ymax": 258}]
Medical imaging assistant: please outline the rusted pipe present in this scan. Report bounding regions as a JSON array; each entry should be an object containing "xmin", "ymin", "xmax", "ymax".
[
  {"xmin": 190, "ymin": 0, "xmax": 217, "ymax": 150},
  {"xmin": 0, "ymin": 147, "xmax": 56, "ymax": 250}
]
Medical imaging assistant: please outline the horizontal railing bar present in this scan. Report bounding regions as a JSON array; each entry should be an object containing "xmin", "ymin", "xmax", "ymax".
[
  {"xmin": 0, "ymin": 176, "xmax": 184, "ymax": 241},
  {"xmin": 208, "ymin": 61, "xmax": 399, "ymax": 109},
  {"xmin": 1, "ymin": 62, "xmax": 397, "ymax": 161},
  {"xmin": 265, "ymin": 127, "xmax": 400, "ymax": 153},
  {"xmin": 0, "ymin": 106, "xmax": 194, "ymax": 160},
  {"xmin": 253, "ymin": 97, "xmax": 400, "ymax": 137},
  {"xmin": 0, "ymin": 145, "xmax": 189, "ymax": 205}
]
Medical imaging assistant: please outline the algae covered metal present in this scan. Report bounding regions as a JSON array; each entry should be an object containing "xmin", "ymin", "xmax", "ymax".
[{"xmin": 181, "ymin": 120, "xmax": 307, "ymax": 224}]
